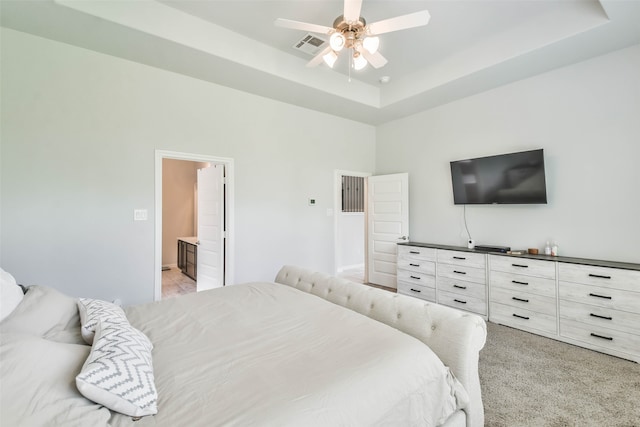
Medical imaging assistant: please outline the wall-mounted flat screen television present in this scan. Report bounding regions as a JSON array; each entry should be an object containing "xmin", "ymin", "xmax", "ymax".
[{"xmin": 450, "ymin": 149, "xmax": 547, "ymax": 204}]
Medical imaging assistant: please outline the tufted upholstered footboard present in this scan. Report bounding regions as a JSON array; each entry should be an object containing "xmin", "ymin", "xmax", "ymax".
[{"xmin": 274, "ymin": 265, "xmax": 487, "ymax": 427}]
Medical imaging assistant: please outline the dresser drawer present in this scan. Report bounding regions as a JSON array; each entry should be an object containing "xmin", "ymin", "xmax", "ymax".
[
  {"xmin": 560, "ymin": 318, "xmax": 640, "ymax": 358},
  {"xmin": 437, "ymin": 277, "xmax": 486, "ymax": 300},
  {"xmin": 491, "ymin": 270, "xmax": 556, "ymax": 297},
  {"xmin": 491, "ymin": 286, "xmax": 556, "ymax": 316},
  {"xmin": 397, "ymin": 245, "xmax": 437, "ymax": 262},
  {"xmin": 438, "ymin": 290, "xmax": 486, "ymax": 315},
  {"xmin": 397, "ymin": 259, "xmax": 435, "ymax": 275},
  {"xmin": 559, "ymin": 263, "xmax": 640, "ymax": 293},
  {"xmin": 559, "ymin": 299, "xmax": 640, "ymax": 336},
  {"xmin": 559, "ymin": 281, "xmax": 640, "ymax": 314},
  {"xmin": 490, "ymin": 302, "xmax": 557, "ymax": 335},
  {"xmin": 437, "ymin": 249, "xmax": 486, "ymax": 269},
  {"xmin": 398, "ymin": 281, "xmax": 436, "ymax": 302},
  {"xmin": 490, "ymin": 255, "xmax": 556, "ymax": 279},
  {"xmin": 437, "ymin": 264, "xmax": 486, "ymax": 284},
  {"xmin": 397, "ymin": 269, "xmax": 436, "ymax": 288}
]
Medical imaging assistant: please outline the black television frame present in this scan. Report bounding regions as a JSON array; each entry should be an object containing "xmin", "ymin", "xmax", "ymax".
[{"xmin": 450, "ymin": 149, "xmax": 548, "ymax": 205}]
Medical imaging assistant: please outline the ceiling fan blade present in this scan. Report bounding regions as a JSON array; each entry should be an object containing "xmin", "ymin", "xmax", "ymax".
[
  {"xmin": 307, "ymin": 47, "xmax": 333, "ymax": 68},
  {"xmin": 274, "ymin": 18, "xmax": 333, "ymax": 35},
  {"xmin": 361, "ymin": 50, "xmax": 388, "ymax": 69},
  {"xmin": 343, "ymin": 0, "xmax": 363, "ymax": 23},
  {"xmin": 367, "ymin": 10, "xmax": 431, "ymax": 35}
]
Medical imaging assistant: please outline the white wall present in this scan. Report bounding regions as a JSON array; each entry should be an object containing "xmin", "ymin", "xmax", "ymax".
[
  {"xmin": 0, "ymin": 28, "xmax": 376, "ymax": 304},
  {"xmin": 376, "ymin": 44, "xmax": 640, "ymax": 263},
  {"xmin": 337, "ymin": 213, "xmax": 365, "ymax": 270}
]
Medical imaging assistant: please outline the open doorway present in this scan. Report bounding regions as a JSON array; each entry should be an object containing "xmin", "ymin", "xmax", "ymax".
[
  {"xmin": 334, "ymin": 170, "xmax": 370, "ymax": 284},
  {"xmin": 334, "ymin": 171, "xmax": 409, "ymax": 290},
  {"xmin": 154, "ymin": 150, "xmax": 234, "ymax": 301},
  {"xmin": 160, "ymin": 159, "xmax": 207, "ymax": 298}
]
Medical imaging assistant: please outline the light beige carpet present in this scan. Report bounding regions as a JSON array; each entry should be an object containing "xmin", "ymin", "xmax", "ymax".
[{"xmin": 479, "ymin": 322, "xmax": 640, "ymax": 426}]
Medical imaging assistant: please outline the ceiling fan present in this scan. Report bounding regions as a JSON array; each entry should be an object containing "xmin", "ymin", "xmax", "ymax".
[{"xmin": 275, "ymin": 0, "xmax": 430, "ymax": 71}]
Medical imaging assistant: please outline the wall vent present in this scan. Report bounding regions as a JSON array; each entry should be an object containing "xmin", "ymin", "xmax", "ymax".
[{"xmin": 293, "ymin": 33, "xmax": 327, "ymax": 56}]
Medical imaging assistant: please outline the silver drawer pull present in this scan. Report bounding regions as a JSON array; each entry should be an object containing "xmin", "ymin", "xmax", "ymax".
[
  {"xmin": 453, "ymin": 270, "xmax": 467, "ymax": 275},
  {"xmin": 512, "ymin": 263, "xmax": 528, "ymax": 268},
  {"xmin": 410, "ymin": 275, "xmax": 421, "ymax": 280},
  {"xmin": 453, "ymin": 299, "xmax": 467, "ymax": 304},
  {"xmin": 512, "ymin": 313, "xmax": 529, "ymax": 320},
  {"xmin": 409, "ymin": 263, "xmax": 420, "ymax": 267},
  {"xmin": 588, "ymin": 273, "xmax": 611, "ymax": 279},
  {"xmin": 409, "ymin": 251, "xmax": 420, "ymax": 254},
  {"xmin": 590, "ymin": 332, "xmax": 613, "ymax": 341},
  {"xmin": 590, "ymin": 313, "xmax": 613, "ymax": 321},
  {"xmin": 410, "ymin": 288, "xmax": 421, "ymax": 293},
  {"xmin": 589, "ymin": 293, "xmax": 612, "ymax": 300},
  {"xmin": 453, "ymin": 256, "xmax": 466, "ymax": 260},
  {"xmin": 453, "ymin": 284, "xmax": 467, "ymax": 290},
  {"xmin": 512, "ymin": 297, "xmax": 529, "ymax": 303},
  {"xmin": 512, "ymin": 280, "xmax": 529, "ymax": 285}
]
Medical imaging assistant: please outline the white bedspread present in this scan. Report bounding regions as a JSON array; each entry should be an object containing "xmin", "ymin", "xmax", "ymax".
[
  {"xmin": 119, "ymin": 282, "xmax": 467, "ymax": 426},
  {"xmin": 0, "ymin": 282, "xmax": 467, "ymax": 426}
]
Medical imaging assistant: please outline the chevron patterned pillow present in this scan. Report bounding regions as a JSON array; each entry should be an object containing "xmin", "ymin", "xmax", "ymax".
[
  {"xmin": 76, "ymin": 319, "xmax": 158, "ymax": 417},
  {"xmin": 77, "ymin": 298, "xmax": 128, "ymax": 344}
]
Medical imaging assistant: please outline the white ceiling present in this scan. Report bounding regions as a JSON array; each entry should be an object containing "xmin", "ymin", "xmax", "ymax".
[{"xmin": 2, "ymin": 0, "xmax": 640, "ymax": 125}]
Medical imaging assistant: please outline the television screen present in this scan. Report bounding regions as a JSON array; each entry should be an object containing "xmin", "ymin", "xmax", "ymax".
[{"xmin": 450, "ymin": 149, "xmax": 547, "ymax": 204}]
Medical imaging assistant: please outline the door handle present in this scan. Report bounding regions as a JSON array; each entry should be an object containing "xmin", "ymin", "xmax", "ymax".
[{"xmin": 398, "ymin": 236, "xmax": 409, "ymax": 241}]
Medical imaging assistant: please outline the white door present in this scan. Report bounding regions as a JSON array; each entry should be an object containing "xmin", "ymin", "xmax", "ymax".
[
  {"xmin": 367, "ymin": 173, "xmax": 409, "ymax": 288},
  {"xmin": 197, "ymin": 164, "xmax": 224, "ymax": 291}
]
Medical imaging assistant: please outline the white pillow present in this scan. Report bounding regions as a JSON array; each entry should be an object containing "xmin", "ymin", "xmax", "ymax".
[
  {"xmin": 1, "ymin": 268, "xmax": 24, "ymax": 322},
  {"xmin": 77, "ymin": 298, "xmax": 128, "ymax": 344},
  {"xmin": 76, "ymin": 319, "xmax": 158, "ymax": 418}
]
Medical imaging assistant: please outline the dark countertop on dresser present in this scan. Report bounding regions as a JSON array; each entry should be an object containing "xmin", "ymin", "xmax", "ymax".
[{"xmin": 398, "ymin": 242, "xmax": 640, "ymax": 271}]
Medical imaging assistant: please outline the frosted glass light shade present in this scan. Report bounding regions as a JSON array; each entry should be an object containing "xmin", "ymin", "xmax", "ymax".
[
  {"xmin": 329, "ymin": 33, "xmax": 345, "ymax": 51},
  {"xmin": 363, "ymin": 36, "xmax": 379, "ymax": 54},
  {"xmin": 323, "ymin": 50, "xmax": 338, "ymax": 68},
  {"xmin": 353, "ymin": 54, "xmax": 367, "ymax": 70}
]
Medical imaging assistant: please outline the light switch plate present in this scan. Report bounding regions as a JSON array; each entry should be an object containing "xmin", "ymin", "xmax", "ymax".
[{"xmin": 134, "ymin": 209, "xmax": 148, "ymax": 221}]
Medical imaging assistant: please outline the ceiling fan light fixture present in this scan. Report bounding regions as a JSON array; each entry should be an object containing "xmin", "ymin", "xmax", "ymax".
[
  {"xmin": 329, "ymin": 32, "xmax": 346, "ymax": 51},
  {"xmin": 353, "ymin": 52, "xmax": 367, "ymax": 70},
  {"xmin": 323, "ymin": 50, "xmax": 338, "ymax": 68},
  {"xmin": 362, "ymin": 36, "xmax": 379, "ymax": 54}
]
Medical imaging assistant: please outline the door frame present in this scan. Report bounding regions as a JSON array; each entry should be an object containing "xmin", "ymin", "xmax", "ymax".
[
  {"xmin": 154, "ymin": 150, "xmax": 235, "ymax": 301},
  {"xmin": 333, "ymin": 170, "xmax": 371, "ymax": 280}
]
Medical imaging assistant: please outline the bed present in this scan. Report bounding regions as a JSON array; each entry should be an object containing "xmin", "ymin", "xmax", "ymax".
[{"xmin": 0, "ymin": 265, "xmax": 486, "ymax": 427}]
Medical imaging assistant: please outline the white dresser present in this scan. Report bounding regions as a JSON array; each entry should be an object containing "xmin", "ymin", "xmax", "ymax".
[
  {"xmin": 558, "ymin": 263, "xmax": 640, "ymax": 363},
  {"xmin": 396, "ymin": 245, "xmax": 437, "ymax": 302},
  {"xmin": 397, "ymin": 242, "xmax": 640, "ymax": 363},
  {"xmin": 489, "ymin": 255, "xmax": 557, "ymax": 338},
  {"xmin": 436, "ymin": 249, "xmax": 487, "ymax": 316}
]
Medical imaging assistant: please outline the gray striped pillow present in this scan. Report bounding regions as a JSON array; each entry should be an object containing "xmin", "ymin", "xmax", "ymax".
[
  {"xmin": 77, "ymin": 298, "xmax": 127, "ymax": 344},
  {"xmin": 76, "ymin": 319, "xmax": 157, "ymax": 417}
]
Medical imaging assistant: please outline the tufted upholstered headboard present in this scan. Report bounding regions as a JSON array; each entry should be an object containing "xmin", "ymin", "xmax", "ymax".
[{"xmin": 274, "ymin": 265, "xmax": 487, "ymax": 427}]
